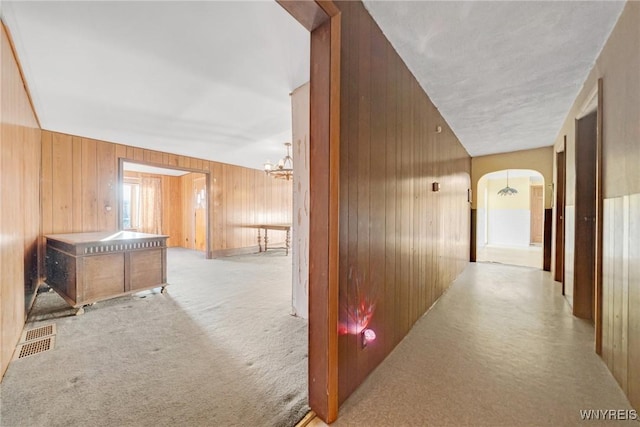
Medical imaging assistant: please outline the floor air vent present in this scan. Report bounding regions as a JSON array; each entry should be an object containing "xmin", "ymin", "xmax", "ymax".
[
  {"xmin": 21, "ymin": 324, "xmax": 56, "ymax": 342},
  {"xmin": 13, "ymin": 324, "xmax": 57, "ymax": 361},
  {"xmin": 13, "ymin": 336, "xmax": 56, "ymax": 361}
]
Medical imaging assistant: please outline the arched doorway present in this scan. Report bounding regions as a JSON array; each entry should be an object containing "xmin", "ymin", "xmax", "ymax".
[{"xmin": 475, "ymin": 169, "xmax": 545, "ymax": 268}]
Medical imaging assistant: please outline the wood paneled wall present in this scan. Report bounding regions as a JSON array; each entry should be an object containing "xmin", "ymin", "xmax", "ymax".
[
  {"xmin": 335, "ymin": 1, "xmax": 471, "ymax": 404},
  {"xmin": 180, "ymin": 172, "xmax": 206, "ymax": 251},
  {"xmin": 602, "ymin": 194, "xmax": 640, "ymax": 407},
  {"xmin": 1, "ymin": 24, "xmax": 42, "ymax": 379},
  {"xmin": 552, "ymin": 1, "xmax": 639, "ymax": 410},
  {"xmin": 41, "ymin": 130, "xmax": 292, "ymax": 259}
]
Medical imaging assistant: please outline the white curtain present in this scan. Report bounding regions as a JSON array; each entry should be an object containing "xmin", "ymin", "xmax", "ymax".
[{"xmin": 139, "ymin": 176, "xmax": 162, "ymax": 234}]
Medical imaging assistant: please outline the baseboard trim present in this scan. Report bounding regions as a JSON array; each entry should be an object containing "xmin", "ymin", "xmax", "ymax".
[
  {"xmin": 209, "ymin": 246, "xmax": 260, "ymax": 258},
  {"xmin": 295, "ymin": 411, "xmax": 318, "ymax": 427}
]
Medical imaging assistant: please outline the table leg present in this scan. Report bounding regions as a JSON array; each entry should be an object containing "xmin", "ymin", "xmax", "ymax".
[
  {"xmin": 257, "ymin": 228, "xmax": 262, "ymax": 252},
  {"xmin": 264, "ymin": 229, "xmax": 269, "ymax": 252}
]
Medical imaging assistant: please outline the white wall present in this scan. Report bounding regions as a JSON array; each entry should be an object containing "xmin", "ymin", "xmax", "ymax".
[
  {"xmin": 476, "ymin": 208, "xmax": 487, "ymax": 247},
  {"xmin": 487, "ymin": 176, "xmax": 532, "ymax": 246},
  {"xmin": 487, "ymin": 209, "xmax": 531, "ymax": 246},
  {"xmin": 478, "ymin": 173, "xmax": 546, "ymax": 248},
  {"xmin": 291, "ymin": 83, "xmax": 309, "ymax": 319}
]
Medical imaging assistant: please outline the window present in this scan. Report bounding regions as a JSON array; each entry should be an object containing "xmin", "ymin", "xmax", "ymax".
[{"xmin": 122, "ymin": 181, "xmax": 140, "ymax": 230}]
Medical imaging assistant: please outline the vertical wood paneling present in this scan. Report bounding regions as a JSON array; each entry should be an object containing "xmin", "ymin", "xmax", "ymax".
[
  {"xmin": 81, "ymin": 138, "xmax": 98, "ymax": 232},
  {"xmin": 51, "ymin": 133, "xmax": 73, "ymax": 233},
  {"xmin": 164, "ymin": 175, "xmax": 183, "ymax": 248},
  {"xmin": 22, "ymin": 124, "xmax": 41, "ymax": 308},
  {"xmin": 96, "ymin": 141, "xmax": 117, "ymax": 231},
  {"xmin": 211, "ymin": 162, "xmax": 223, "ymax": 250},
  {"xmin": 369, "ymin": 22, "xmax": 387, "ymax": 369},
  {"xmin": 611, "ymin": 197, "xmax": 625, "ymax": 387},
  {"xmin": 383, "ymin": 31, "xmax": 398, "ymax": 350},
  {"xmin": 336, "ymin": 1, "xmax": 470, "ymax": 405},
  {"xmin": 71, "ymin": 137, "xmax": 83, "ymax": 232},
  {"xmin": 602, "ymin": 199, "xmax": 613, "ymax": 367},
  {"xmin": 355, "ymin": 2, "xmax": 371, "ymax": 388},
  {"xmin": 131, "ymin": 147, "xmax": 143, "ymax": 162},
  {"xmin": 221, "ymin": 164, "xmax": 230, "ymax": 248},
  {"xmin": 1, "ymin": 24, "xmax": 41, "ymax": 379},
  {"xmin": 602, "ymin": 193, "xmax": 640, "ymax": 407},
  {"xmin": 115, "ymin": 143, "xmax": 127, "ymax": 161},
  {"xmin": 42, "ymin": 131, "xmax": 291, "ymax": 259},
  {"xmin": 340, "ymin": 0, "xmax": 357, "ymax": 400},
  {"xmin": 179, "ymin": 172, "xmax": 208, "ymax": 251},
  {"xmin": 628, "ymin": 194, "xmax": 640, "ymax": 408},
  {"xmin": 143, "ymin": 149, "xmax": 163, "ymax": 164},
  {"xmin": 41, "ymin": 132, "xmax": 53, "ymax": 236},
  {"xmin": 164, "ymin": 153, "xmax": 179, "ymax": 167}
]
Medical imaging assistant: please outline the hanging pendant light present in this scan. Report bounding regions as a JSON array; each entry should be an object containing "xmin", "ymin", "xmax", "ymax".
[
  {"xmin": 264, "ymin": 142, "xmax": 293, "ymax": 181},
  {"xmin": 497, "ymin": 170, "xmax": 518, "ymax": 196}
]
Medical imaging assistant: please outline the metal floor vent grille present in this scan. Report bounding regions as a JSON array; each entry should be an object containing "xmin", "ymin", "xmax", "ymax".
[
  {"xmin": 21, "ymin": 324, "xmax": 56, "ymax": 342},
  {"xmin": 13, "ymin": 337, "xmax": 55, "ymax": 361}
]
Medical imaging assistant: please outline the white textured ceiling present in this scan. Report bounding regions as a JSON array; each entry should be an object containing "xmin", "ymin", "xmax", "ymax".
[
  {"xmin": 3, "ymin": 1, "xmax": 627, "ymax": 164},
  {"xmin": 2, "ymin": 1, "xmax": 309, "ymax": 170},
  {"xmin": 363, "ymin": 0, "xmax": 626, "ymax": 157}
]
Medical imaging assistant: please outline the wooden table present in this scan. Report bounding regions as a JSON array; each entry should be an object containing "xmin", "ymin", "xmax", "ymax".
[
  {"xmin": 45, "ymin": 231, "xmax": 168, "ymax": 314},
  {"xmin": 255, "ymin": 224, "xmax": 291, "ymax": 255}
]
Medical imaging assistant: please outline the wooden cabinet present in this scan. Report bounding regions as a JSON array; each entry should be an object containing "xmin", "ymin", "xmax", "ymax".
[{"xmin": 46, "ymin": 231, "xmax": 168, "ymax": 314}]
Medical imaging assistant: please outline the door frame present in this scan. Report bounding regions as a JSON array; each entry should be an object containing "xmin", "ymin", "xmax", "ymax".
[
  {"xmin": 277, "ymin": 1, "xmax": 341, "ymax": 422},
  {"xmin": 192, "ymin": 175, "xmax": 207, "ymax": 252},
  {"xmin": 529, "ymin": 184, "xmax": 544, "ymax": 244},
  {"xmin": 555, "ymin": 141, "xmax": 566, "ymax": 286},
  {"xmin": 117, "ymin": 159, "xmax": 212, "ymax": 259},
  {"xmin": 574, "ymin": 78, "xmax": 604, "ymax": 354}
]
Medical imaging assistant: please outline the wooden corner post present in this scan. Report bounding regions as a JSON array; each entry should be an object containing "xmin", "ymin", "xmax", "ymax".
[{"xmin": 276, "ymin": 0, "xmax": 341, "ymax": 423}]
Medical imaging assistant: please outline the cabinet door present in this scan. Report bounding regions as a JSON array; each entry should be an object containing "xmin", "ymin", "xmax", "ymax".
[
  {"xmin": 129, "ymin": 249, "xmax": 163, "ymax": 291},
  {"xmin": 82, "ymin": 254, "xmax": 125, "ymax": 302},
  {"xmin": 46, "ymin": 247, "xmax": 77, "ymax": 302}
]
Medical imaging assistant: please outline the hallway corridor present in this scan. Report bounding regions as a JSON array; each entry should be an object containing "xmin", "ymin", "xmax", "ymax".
[{"xmin": 328, "ymin": 263, "xmax": 636, "ymax": 426}]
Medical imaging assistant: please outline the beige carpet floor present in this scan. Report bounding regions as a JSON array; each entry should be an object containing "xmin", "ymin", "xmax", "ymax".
[
  {"xmin": 0, "ymin": 248, "xmax": 308, "ymax": 427},
  {"xmin": 330, "ymin": 263, "xmax": 636, "ymax": 426}
]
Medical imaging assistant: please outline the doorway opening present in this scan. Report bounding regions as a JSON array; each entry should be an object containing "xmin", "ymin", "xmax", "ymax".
[
  {"xmin": 476, "ymin": 169, "xmax": 545, "ymax": 268},
  {"xmin": 119, "ymin": 160, "xmax": 210, "ymax": 257},
  {"xmin": 571, "ymin": 111, "xmax": 598, "ymax": 321},
  {"xmin": 555, "ymin": 144, "xmax": 566, "ymax": 288}
]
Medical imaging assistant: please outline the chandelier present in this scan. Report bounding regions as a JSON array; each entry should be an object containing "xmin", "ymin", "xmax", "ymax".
[
  {"xmin": 497, "ymin": 170, "xmax": 518, "ymax": 196},
  {"xmin": 264, "ymin": 142, "xmax": 293, "ymax": 181}
]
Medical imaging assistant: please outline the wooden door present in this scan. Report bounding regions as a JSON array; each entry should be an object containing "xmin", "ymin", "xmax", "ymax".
[
  {"xmin": 555, "ymin": 150, "xmax": 566, "ymax": 284},
  {"xmin": 573, "ymin": 111, "xmax": 597, "ymax": 320},
  {"xmin": 193, "ymin": 176, "xmax": 206, "ymax": 252},
  {"xmin": 530, "ymin": 185, "xmax": 543, "ymax": 244}
]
